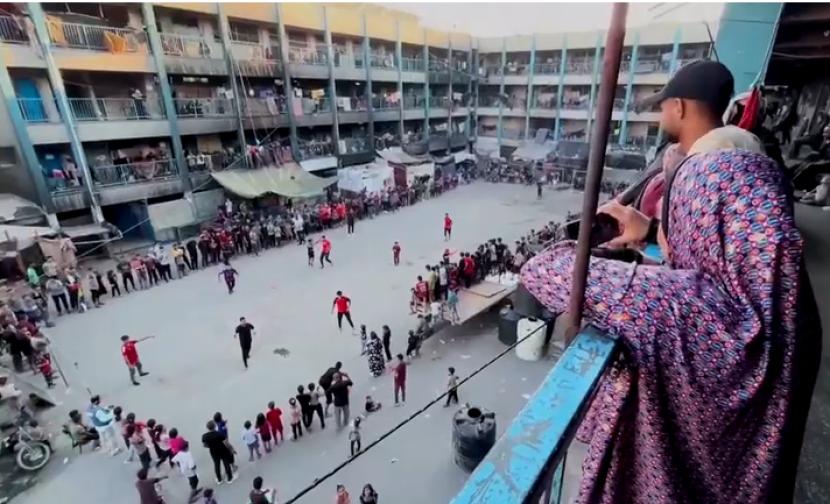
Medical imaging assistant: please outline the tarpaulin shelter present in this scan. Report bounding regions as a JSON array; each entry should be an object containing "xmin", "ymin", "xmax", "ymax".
[
  {"xmin": 338, "ymin": 161, "xmax": 394, "ymax": 194},
  {"xmin": 210, "ymin": 163, "xmax": 337, "ymax": 199}
]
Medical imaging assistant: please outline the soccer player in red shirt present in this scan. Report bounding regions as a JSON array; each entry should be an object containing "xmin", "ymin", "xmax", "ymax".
[
  {"xmin": 120, "ymin": 334, "xmax": 154, "ymax": 386},
  {"xmin": 443, "ymin": 213, "xmax": 453, "ymax": 241},
  {"xmin": 319, "ymin": 235, "xmax": 333, "ymax": 269},
  {"xmin": 331, "ymin": 290, "xmax": 354, "ymax": 331},
  {"xmin": 392, "ymin": 241, "xmax": 401, "ymax": 266}
]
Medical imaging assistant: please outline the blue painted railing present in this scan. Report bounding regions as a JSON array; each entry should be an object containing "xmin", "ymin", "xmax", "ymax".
[{"xmin": 452, "ymin": 325, "xmax": 618, "ymax": 504}]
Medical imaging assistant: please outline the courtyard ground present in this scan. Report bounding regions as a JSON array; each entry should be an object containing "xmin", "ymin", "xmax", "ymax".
[{"xmin": 7, "ymin": 183, "xmax": 584, "ymax": 504}]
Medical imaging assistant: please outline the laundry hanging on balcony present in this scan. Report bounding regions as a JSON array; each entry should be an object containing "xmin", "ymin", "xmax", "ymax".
[{"xmin": 210, "ymin": 163, "xmax": 337, "ymax": 199}]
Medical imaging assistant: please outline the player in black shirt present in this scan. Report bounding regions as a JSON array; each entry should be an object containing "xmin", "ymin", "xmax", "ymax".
[{"xmin": 234, "ymin": 317, "xmax": 255, "ymax": 368}]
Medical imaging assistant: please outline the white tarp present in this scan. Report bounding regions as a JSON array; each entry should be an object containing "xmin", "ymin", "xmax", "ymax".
[
  {"xmin": 0, "ymin": 193, "xmax": 45, "ymax": 224},
  {"xmin": 299, "ymin": 156, "xmax": 339, "ymax": 172},
  {"xmin": 376, "ymin": 147, "xmax": 428, "ymax": 165},
  {"xmin": 405, "ymin": 162, "xmax": 435, "ymax": 185},
  {"xmin": 453, "ymin": 152, "xmax": 476, "ymax": 164},
  {"xmin": 338, "ymin": 162, "xmax": 394, "ymax": 194},
  {"xmin": 147, "ymin": 199, "xmax": 196, "ymax": 231},
  {"xmin": 512, "ymin": 141, "xmax": 556, "ymax": 161}
]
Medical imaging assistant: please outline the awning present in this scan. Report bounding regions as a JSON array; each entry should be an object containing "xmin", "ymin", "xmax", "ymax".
[
  {"xmin": 0, "ymin": 222, "xmax": 110, "ymax": 249},
  {"xmin": 0, "ymin": 193, "xmax": 45, "ymax": 224},
  {"xmin": 512, "ymin": 140, "xmax": 557, "ymax": 161},
  {"xmin": 376, "ymin": 147, "xmax": 429, "ymax": 165},
  {"xmin": 210, "ymin": 163, "xmax": 337, "ymax": 199},
  {"xmin": 338, "ymin": 162, "xmax": 394, "ymax": 194},
  {"xmin": 299, "ymin": 156, "xmax": 338, "ymax": 172},
  {"xmin": 454, "ymin": 152, "xmax": 476, "ymax": 164}
]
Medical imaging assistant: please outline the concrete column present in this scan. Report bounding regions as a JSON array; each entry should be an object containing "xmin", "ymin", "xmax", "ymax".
[
  {"xmin": 217, "ymin": 3, "xmax": 249, "ymax": 164},
  {"xmin": 466, "ymin": 40, "xmax": 473, "ymax": 140},
  {"xmin": 586, "ymin": 31, "xmax": 603, "ymax": 142},
  {"xmin": 497, "ymin": 38, "xmax": 506, "ymax": 152},
  {"xmin": 525, "ymin": 34, "xmax": 536, "ymax": 139},
  {"xmin": 276, "ymin": 4, "xmax": 299, "ymax": 159},
  {"xmin": 553, "ymin": 37, "xmax": 567, "ymax": 141},
  {"xmin": 142, "ymin": 3, "xmax": 191, "ymax": 192},
  {"xmin": 27, "ymin": 2, "xmax": 103, "ymax": 223},
  {"xmin": 656, "ymin": 26, "xmax": 682, "ymax": 146},
  {"xmin": 395, "ymin": 20, "xmax": 404, "ymax": 140},
  {"xmin": 619, "ymin": 32, "xmax": 639, "ymax": 146},
  {"xmin": 0, "ymin": 52, "xmax": 57, "ymax": 218},
  {"xmin": 363, "ymin": 14, "xmax": 374, "ymax": 150},
  {"xmin": 422, "ymin": 31, "xmax": 429, "ymax": 134},
  {"xmin": 446, "ymin": 38, "xmax": 453, "ymax": 155},
  {"xmin": 322, "ymin": 6, "xmax": 340, "ymax": 157}
]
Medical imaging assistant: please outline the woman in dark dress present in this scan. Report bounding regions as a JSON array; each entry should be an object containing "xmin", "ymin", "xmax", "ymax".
[{"xmin": 366, "ymin": 333, "xmax": 385, "ymax": 377}]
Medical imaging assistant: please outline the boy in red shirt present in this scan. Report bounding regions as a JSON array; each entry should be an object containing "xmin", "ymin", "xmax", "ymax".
[
  {"xmin": 319, "ymin": 235, "xmax": 333, "ymax": 269},
  {"xmin": 331, "ymin": 291, "xmax": 354, "ymax": 331},
  {"xmin": 392, "ymin": 241, "xmax": 401, "ymax": 266},
  {"xmin": 120, "ymin": 334, "xmax": 154, "ymax": 386},
  {"xmin": 265, "ymin": 401, "xmax": 283, "ymax": 444},
  {"xmin": 443, "ymin": 213, "xmax": 453, "ymax": 241},
  {"xmin": 393, "ymin": 354, "xmax": 407, "ymax": 406}
]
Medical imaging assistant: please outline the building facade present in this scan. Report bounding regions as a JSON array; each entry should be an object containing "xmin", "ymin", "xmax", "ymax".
[{"xmin": 0, "ymin": 3, "xmax": 711, "ymax": 234}]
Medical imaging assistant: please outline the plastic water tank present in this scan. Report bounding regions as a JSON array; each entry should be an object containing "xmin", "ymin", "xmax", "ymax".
[
  {"xmin": 452, "ymin": 405, "xmax": 497, "ymax": 472},
  {"xmin": 515, "ymin": 317, "xmax": 548, "ymax": 361},
  {"xmin": 498, "ymin": 308, "xmax": 521, "ymax": 345}
]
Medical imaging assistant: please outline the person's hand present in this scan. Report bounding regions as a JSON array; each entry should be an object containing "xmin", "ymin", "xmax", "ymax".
[{"xmin": 597, "ymin": 201, "xmax": 650, "ymax": 248}]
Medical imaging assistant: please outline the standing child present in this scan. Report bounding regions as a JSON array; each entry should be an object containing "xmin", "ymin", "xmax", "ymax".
[
  {"xmin": 218, "ymin": 263, "xmax": 239, "ymax": 294},
  {"xmin": 307, "ymin": 241, "xmax": 315, "ymax": 267},
  {"xmin": 171, "ymin": 441, "xmax": 202, "ymax": 503},
  {"xmin": 359, "ymin": 324, "xmax": 368, "ymax": 355},
  {"xmin": 36, "ymin": 351, "xmax": 54, "ymax": 388},
  {"xmin": 405, "ymin": 330, "xmax": 420, "ymax": 360},
  {"xmin": 106, "ymin": 270, "xmax": 121, "ymax": 297},
  {"xmin": 241, "ymin": 420, "xmax": 261, "ymax": 461},
  {"xmin": 392, "ymin": 241, "xmax": 401, "ymax": 266},
  {"xmin": 255, "ymin": 413, "xmax": 272, "ymax": 453},
  {"xmin": 444, "ymin": 367, "xmax": 460, "ymax": 407},
  {"xmin": 265, "ymin": 401, "xmax": 284, "ymax": 444},
  {"xmin": 288, "ymin": 398, "xmax": 303, "ymax": 440},
  {"xmin": 447, "ymin": 289, "xmax": 460, "ymax": 325},
  {"xmin": 348, "ymin": 416, "xmax": 362, "ymax": 457}
]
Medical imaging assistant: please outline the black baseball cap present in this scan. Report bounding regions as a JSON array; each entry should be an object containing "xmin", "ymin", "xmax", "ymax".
[{"xmin": 636, "ymin": 60, "xmax": 734, "ymax": 116}]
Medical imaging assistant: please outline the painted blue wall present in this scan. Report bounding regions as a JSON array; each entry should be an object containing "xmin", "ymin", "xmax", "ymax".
[{"xmin": 715, "ymin": 3, "xmax": 783, "ymax": 92}]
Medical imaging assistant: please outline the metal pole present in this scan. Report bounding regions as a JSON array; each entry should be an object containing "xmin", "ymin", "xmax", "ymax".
[{"xmin": 564, "ymin": 2, "xmax": 628, "ymax": 344}]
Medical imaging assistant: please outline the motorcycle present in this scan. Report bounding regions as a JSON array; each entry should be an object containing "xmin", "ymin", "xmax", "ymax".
[{"xmin": 0, "ymin": 421, "xmax": 52, "ymax": 471}]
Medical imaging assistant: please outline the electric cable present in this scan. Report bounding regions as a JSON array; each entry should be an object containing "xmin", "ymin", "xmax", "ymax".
[{"xmin": 284, "ymin": 320, "xmax": 552, "ymax": 503}]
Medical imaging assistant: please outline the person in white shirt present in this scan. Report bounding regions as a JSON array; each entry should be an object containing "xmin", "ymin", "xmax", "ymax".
[{"xmin": 172, "ymin": 441, "xmax": 202, "ymax": 502}]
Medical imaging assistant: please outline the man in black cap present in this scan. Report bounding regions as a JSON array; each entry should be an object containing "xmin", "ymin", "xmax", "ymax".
[{"xmin": 615, "ymin": 60, "xmax": 736, "ymax": 214}]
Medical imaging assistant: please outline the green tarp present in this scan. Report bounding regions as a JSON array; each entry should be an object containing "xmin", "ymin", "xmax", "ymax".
[{"xmin": 210, "ymin": 163, "xmax": 338, "ymax": 199}]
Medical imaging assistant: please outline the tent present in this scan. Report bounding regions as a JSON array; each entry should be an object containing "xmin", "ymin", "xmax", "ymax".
[
  {"xmin": 211, "ymin": 163, "xmax": 337, "ymax": 199},
  {"xmin": 376, "ymin": 147, "xmax": 429, "ymax": 165},
  {"xmin": 338, "ymin": 161, "xmax": 394, "ymax": 194}
]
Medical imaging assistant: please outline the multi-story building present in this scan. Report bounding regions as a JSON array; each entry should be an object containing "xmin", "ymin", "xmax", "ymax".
[
  {"xmin": 474, "ymin": 22, "xmax": 712, "ymax": 156},
  {"xmin": 0, "ymin": 3, "xmax": 710, "ymax": 238}
]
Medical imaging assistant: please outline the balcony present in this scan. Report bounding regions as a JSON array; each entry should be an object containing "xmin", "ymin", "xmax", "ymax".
[
  {"xmin": 296, "ymin": 139, "xmax": 334, "ymax": 161},
  {"xmin": 429, "ymin": 96, "xmax": 450, "ymax": 108},
  {"xmin": 160, "ymin": 33, "xmax": 225, "ymax": 76},
  {"xmin": 476, "ymin": 126, "xmax": 497, "ymax": 138},
  {"xmin": 401, "ymin": 57, "xmax": 424, "ymax": 72},
  {"xmin": 372, "ymin": 96, "xmax": 398, "ymax": 110},
  {"xmin": 49, "ymin": 21, "xmax": 147, "ymax": 53},
  {"xmin": 91, "ymin": 158, "xmax": 178, "ymax": 187},
  {"xmin": 403, "ymin": 95, "xmax": 424, "ymax": 110},
  {"xmin": 372, "ymin": 96, "xmax": 400, "ymax": 122},
  {"xmin": 339, "ymin": 137, "xmax": 370, "ymax": 154},
  {"xmin": 565, "ymin": 58, "xmax": 593, "ymax": 75},
  {"xmin": 562, "ymin": 99, "xmax": 589, "ymax": 110},
  {"xmin": 534, "ymin": 61, "xmax": 561, "ymax": 75},
  {"xmin": 370, "ymin": 52, "xmax": 396, "ymax": 69},
  {"xmin": 174, "ymin": 98, "xmax": 234, "ymax": 118},
  {"xmin": 243, "ymin": 97, "xmax": 287, "ymax": 116},
  {"xmin": 17, "ymin": 98, "xmax": 51, "ymax": 123},
  {"xmin": 230, "ymin": 40, "xmax": 281, "ymax": 77},
  {"xmin": 429, "ymin": 58, "xmax": 450, "ymax": 72},
  {"xmin": 288, "ymin": 43, "xmax": 329, "ymax": 79},
  {"xmin": 0, "ymin": 15, "xmax": 29, "ymax": 44},
  {"xmin": 502, "ymin": 127, "xmax": 525, "ymax": 140},
  {"xmin": 67, "ymin": 97, "xmax": 165, "ymax": 121}
]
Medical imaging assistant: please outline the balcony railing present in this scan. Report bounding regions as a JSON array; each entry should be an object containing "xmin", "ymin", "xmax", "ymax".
[
  {"xmin": 0, "ymin": 15, "xmax": 28, "ymax": 44},
  {"xmin": 67, "ymin": 97, "xmax": 165, "ymax": 121},
  {"xmin": 562, "ymin": 99, "xmax": 590, "ymax": 110},
  {"xmin": 17, "ymin": 98, "xmax": 51, "ymax": 123},
  {"xmin": 296, "ymin": 139, "xmax": 334, "ymax": 160},
  {"xmin": 300, "ymin": 97, "xmax": 332, "ymax": 115},
  {"xmin": 372, "ymin": 96, "xmax": 398, "ymax": 110},
  {"xmin": 613, "ymin": 98, "xmax": 626, "ymax": 110},
  {"xmin": 332, "ymin": 45, "xmax": 364, "ymax": 69},
  {"xmin": 370, "ymin": 52, "xmax": 396, "ymax": 69},
  {"xmin": 565, "ymin": 58, "xmax": 593, "ymax": 74},
  {"xmin": 288, "ymin": 44, "xmax": 328, "ymax": 66},
  {"xmin": 403, "ymin": 95, "xmax": 424, "ymax": 110},
  {"xmin": 187, "ymin": 152, "xmax": 242, "ymax": 172},
  {"xmin": 50, "ymin": 21, "xmax": 147, "ymax": 53},
  {"xmin": 174, "ymin": 98, "xmax": 234, "ymax": 118},
  {"xmin": 533, "ymin": 97, "xmax": 556, "ymax": 109},
  {"xmin": 478, "ymin": 96, "xmax": 502, "ymax": 108},
  {"xmin": 502, "ymin": 128, "xmax": 525, "ymax": 140},
  {"xmin": 428, "ymin": 58, "xmax": 449, "ymax": 72},
  {"xmin": 400, "ymin": 57, "xmax": 424, "ymax": 72},
  {"xmin": 340, "ymin": 137, "xmax": 370, "ymax": 154},
  {"xmin": 479, "ymin": 64, "xmax": 503, "ymax": 77},
  {"xmin": 243, "ymin": 97, "xmax": 287, "ymax": 117},
  {"xmin": 429, "ymin": 96, "xmax": 450, "ymax": 108},
  {"xmin": 92, "ymin": 159, "xmax": 178, "ymax": 187},
  {"xmin": 160, "ymin": 33, "xmax": 220, "ymax": 59},
  {"xmin": 504, "ymin": 98, "xmax": 526, "ymax": 111},
  {"xmin": 453, "ymin": 326, "xmax": 618, "ymax": 504},
  {"xmin": 503, "ymin": 62, "xmax": 529, "ymax": 75},
  {"xmin": 534, "ymin": 62, "xmax": 561, "ymax": 75}
]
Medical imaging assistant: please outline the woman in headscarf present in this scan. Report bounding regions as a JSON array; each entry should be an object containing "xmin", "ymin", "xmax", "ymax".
[
  {"xmin": 521, "ymin": 149, "xmax": 820, "ymax": 503},
  {"xmin": 366, "ymin": 332, "xmax": 385, "ymax": 378}
]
